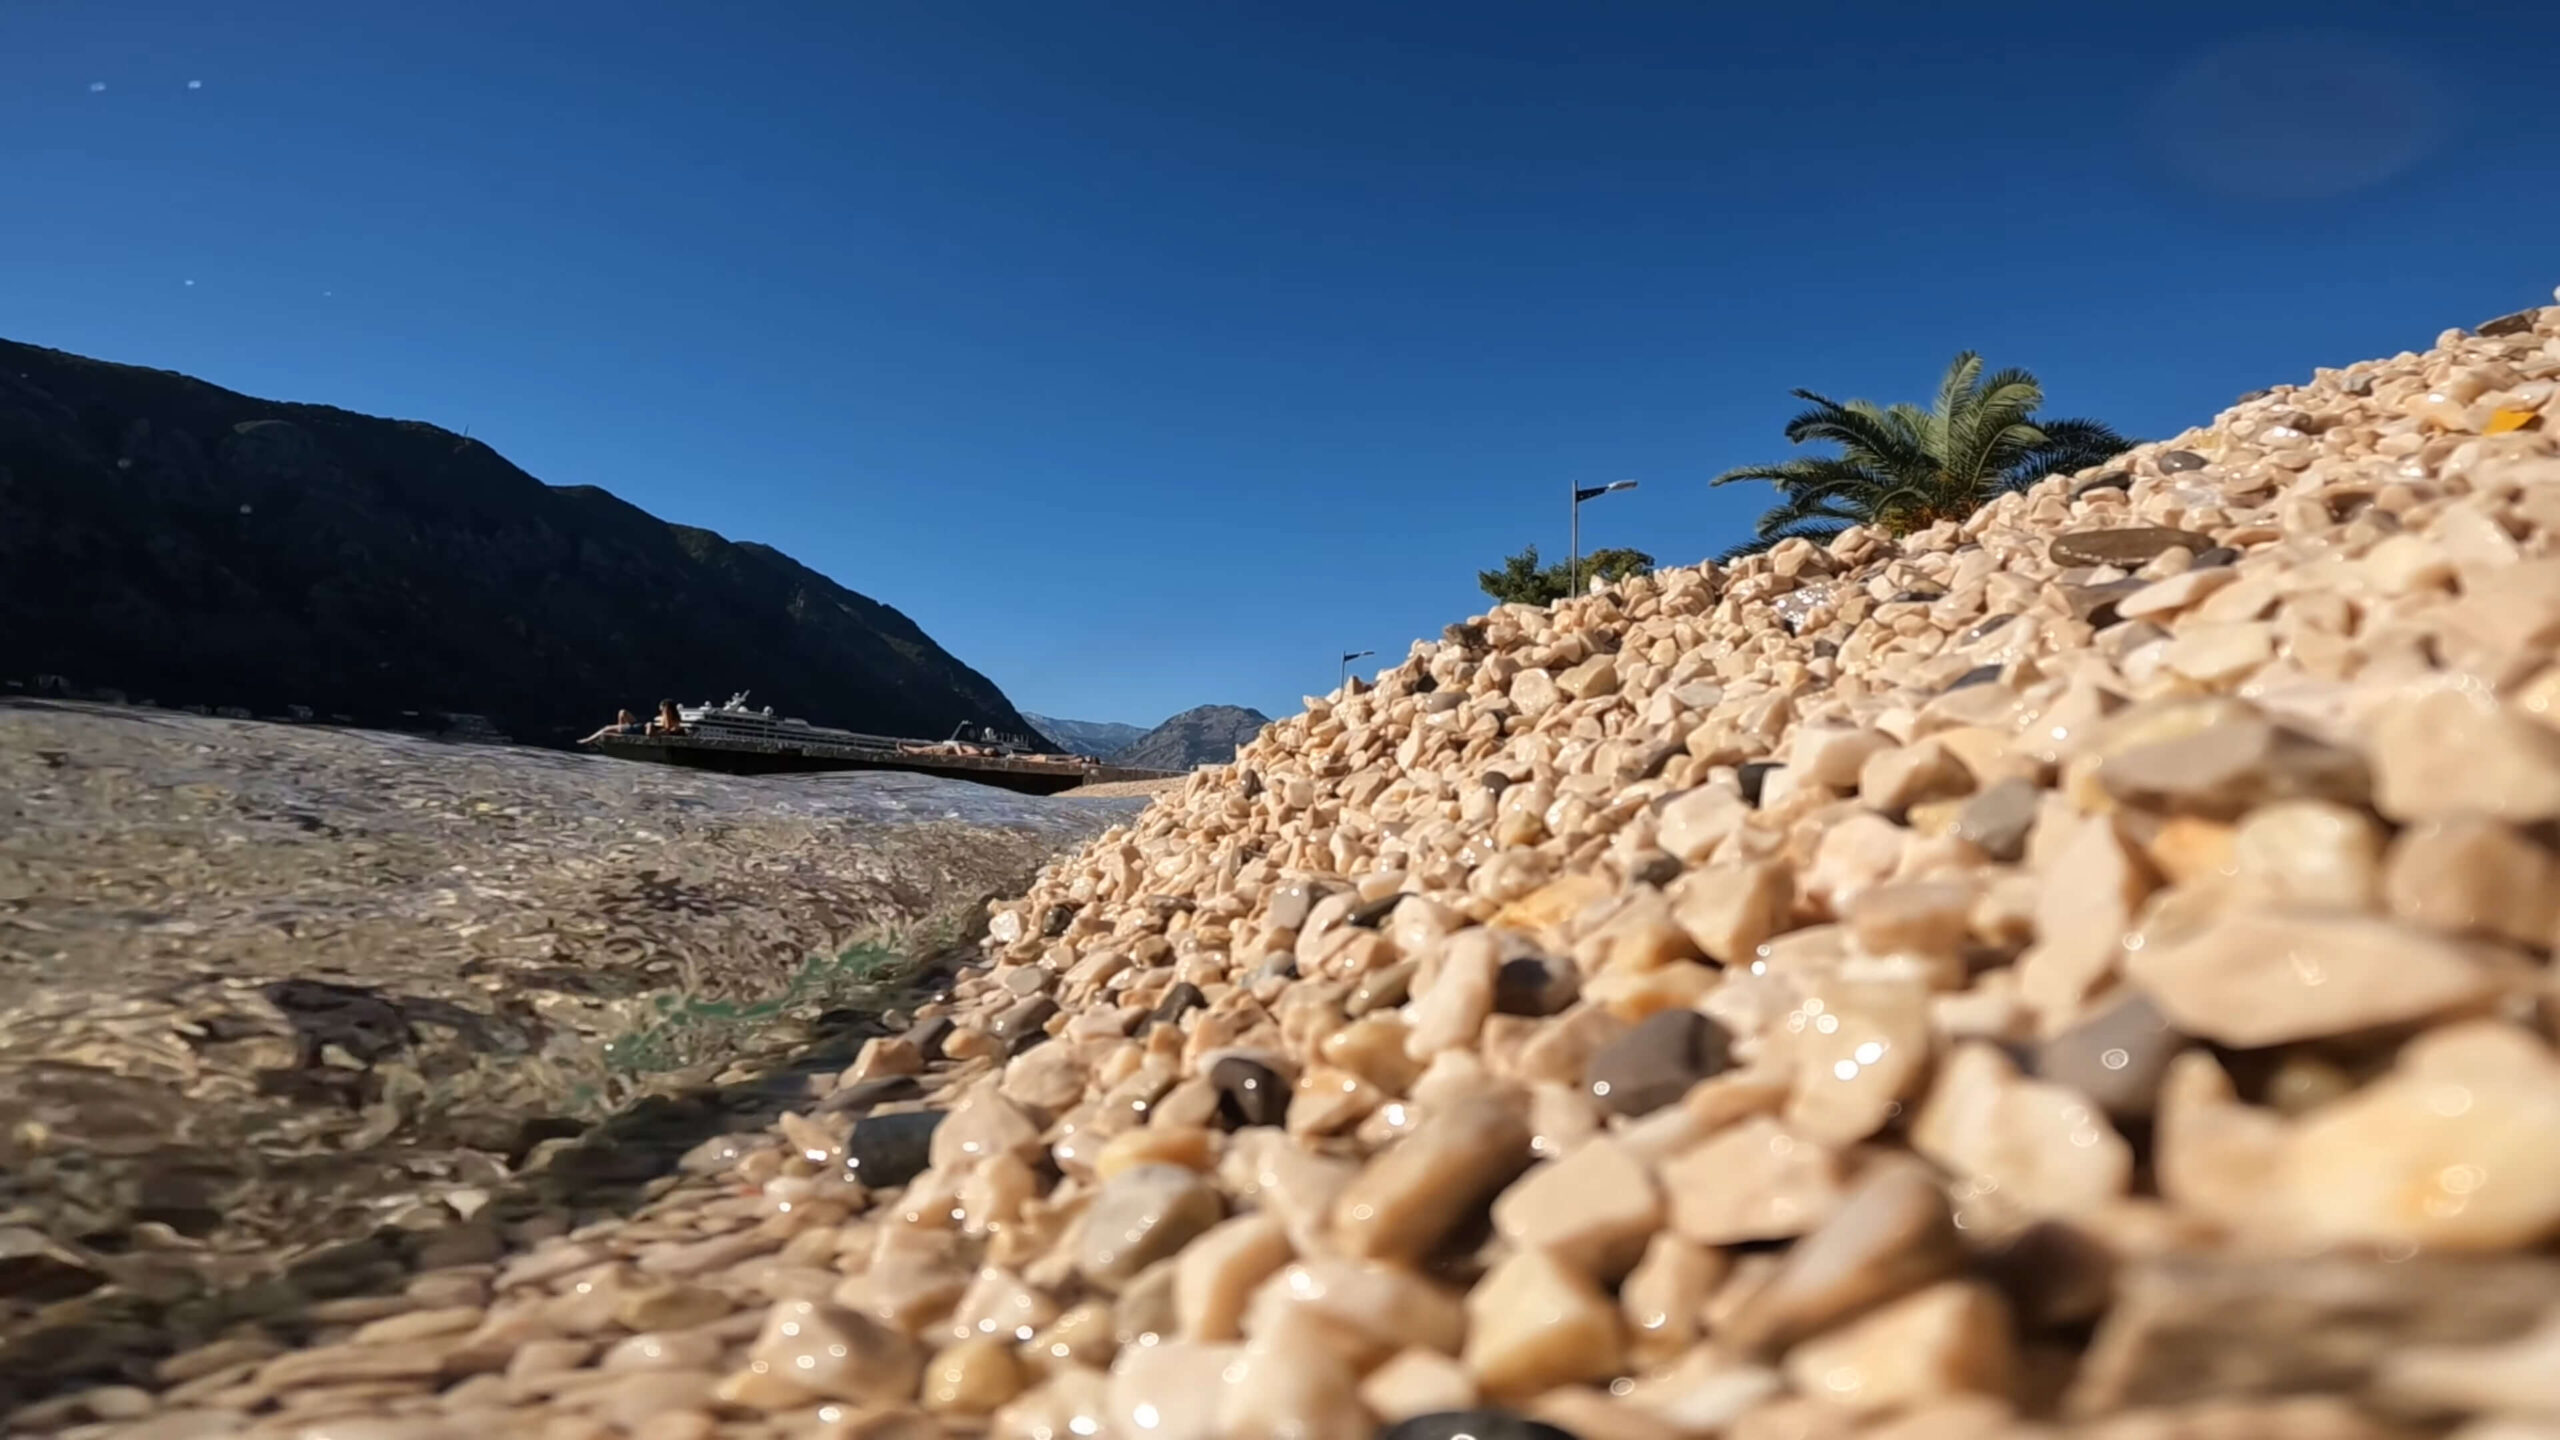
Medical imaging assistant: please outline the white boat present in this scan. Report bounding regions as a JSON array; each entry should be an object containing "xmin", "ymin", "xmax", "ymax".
[{"xmin": 676, "ymin": 693, "xmax": 1045, "ymax": 754}]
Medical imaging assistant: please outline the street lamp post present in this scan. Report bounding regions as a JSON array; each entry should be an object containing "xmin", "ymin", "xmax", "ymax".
[
  {"xmin": 1570, "ymin": 479, "xmax": 1640, "ymax": 597},
  {"xmin": 1339, "ymin": 649, "xmax": 1375, "ymax": 691}
]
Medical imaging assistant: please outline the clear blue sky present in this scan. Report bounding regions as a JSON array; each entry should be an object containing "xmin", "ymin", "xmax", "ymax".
[{"xmin": 6, "ymin": 2, "xmax": 2554, "ymax": 727}]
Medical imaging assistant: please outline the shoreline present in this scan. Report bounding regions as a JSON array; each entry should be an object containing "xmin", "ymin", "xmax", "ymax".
[{"xmin": 0, "ymin": 698, "xmax": 1137, "ymax": 1401}]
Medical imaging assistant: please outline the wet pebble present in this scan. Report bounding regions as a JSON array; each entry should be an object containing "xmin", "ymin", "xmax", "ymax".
[
  {"xmin": 1493, "ymin": 955, "xmax": 1578, "ymax": 1017},
  {"xmin": 1345, "ymin": 892, "xmax": 1407, "ymax": 929},
  {"xmin": 2048, "ymin": 527, "xmax": 2218, "ymax": 568},
  {"xmin": 1145, "ymin": 982, "xmax": 1208, "ymax": 1031},
  {"xmin": 1584, "ymin": 1009, "xmax": 1733, "ymax": 1117},
  {"xmin": 1210, "ymin": 1055, "xmax": 1290, "ymax": 1129},
  {"xmin": 906, "ymin": 1016, "xmax": 955, "ymax": 1062},
  {"xmin": 1959, "ymin": 613, "xmax": 2018, "ymax": 644},
  {"xmin": 992, "ymin": 995, "xmax": 1059, "ymax": 1049},
  {"xmin": 1953, "ymin": 777, "xmax": 2040, "ymax": 863},
  {"xmin": 1080, "ymin": 1165, "xmax": 1225, "ymax": 1287},
  {"xmin": 843, "ymin": 1109, "xmax": 944, "ymax": 1186},
  {"xmin": 2061, "ymin": 577, "xmax": 2151, "ymax": 625},
  {"xmin": 1942, "ymin": 663, "xmax": 2005, "ymax": 693},
  {"xmin": 814, "ymin": 1073, "xmax": 924, "ymax": 1118},
  {"xmin": 2035, "ymin": 991, "xmax": 2184, "ymax": 1123},
  {"xmin": 1348, "ymin": 959, "xmax": 1418, "ymax": 1016}
]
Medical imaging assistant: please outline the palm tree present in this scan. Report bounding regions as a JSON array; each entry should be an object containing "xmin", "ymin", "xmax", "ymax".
[
  {"xmin": 1711, "ymin": 352, "xmax": 2132, "ymax": 557},
  {"xmin": 1476, "ymin": 544, "xmax": 1654, "ymax": 606}
]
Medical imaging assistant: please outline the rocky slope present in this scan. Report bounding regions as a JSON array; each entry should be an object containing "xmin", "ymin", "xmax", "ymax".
[
  {"xmin": 1110, "ymin": 704, "xmax": 1273, "ymax": 771},
  {"xmin": 24, "ymin": 296, "xmax": 2560, "ymax": 1439},
  {"xmin": 1022, "ymin": 713, "xmax": 1151, "ymax": 760},
  {"xmin": 0, "ymin": 339, "xmax": 1041, "ymax": 747}
]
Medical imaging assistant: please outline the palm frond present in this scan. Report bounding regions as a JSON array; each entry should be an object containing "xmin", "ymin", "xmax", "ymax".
[
  {"xmin": 1859, "ymin": 480, "xmax": 1950, "ymax": 534},
  {"xmin": 1930, "ymin": 352, "xmax": 1986, "ymax": 430},
  {"xmin": 1882, "ymin": 402, "xmax": 1934, "ymax": 443},
  {"xmin": 1755, "ymin": 491, "xmax": 1864, "ymax": 538},
  {"xmin": 1970, "ymin": 369, "xmax": 2044, "ymax": 417},
  {"xmin": 1780, "ymin": 400, "xmax": 1910, "ymax": 466},
  {"xmin": 2000, "ymin": 416, "xmax": 2135, "ymax": 490},
  {"xmin": 1709, "ymin": 457, "xmax": 1856, "ymax": 490},
  {"xmin": 2027, "ymin": 416, "xmax": 2135, "ymax": 463},
  {"xmin": 1719, "ymin": 516, "xmax": 1848, "ymax": 563},
  {"xmin": 1946, "ymin": 419, "xmax": 2049, "ymax": 499},
  {"xmin": 1936, "ymin": 357, "xmax": 2040, "ymax": 495}
]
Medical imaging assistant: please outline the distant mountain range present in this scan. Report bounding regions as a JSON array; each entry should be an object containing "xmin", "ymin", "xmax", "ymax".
[
  {"xmin": 1021, "ymin": 712, "xmax": 1150, "ymax": 759},
  {"xmin": 1110, "ymin": 705, "xmax": 1272, "ymax": 771},
  {"xmin": 0, "ymin": 338, "xmax": 1041, "ymax": 746},
  {"xmin": 1027, "ymin": 706, "xmax": 1273, "ymax": 770}
]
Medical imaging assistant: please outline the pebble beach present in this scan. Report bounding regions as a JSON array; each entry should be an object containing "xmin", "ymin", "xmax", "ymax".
[{"xmin": 18, "ymin": 296, "xmax": 2560, "ymax": 1439}]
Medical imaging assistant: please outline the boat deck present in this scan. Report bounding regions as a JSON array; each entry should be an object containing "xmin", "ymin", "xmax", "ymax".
[{"xmin": 586, "ymin": 729, "xmax": 1181, "ymax": 795}]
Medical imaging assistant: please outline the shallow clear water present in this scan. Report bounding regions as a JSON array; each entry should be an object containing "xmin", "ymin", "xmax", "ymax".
[
  {"xmin": 36, "ymin": 701, "xmax": 1152, "ymax": 837},
  {"xmin": 541, "ymin": 750, "xmax": 1154, "ymax": 831}
]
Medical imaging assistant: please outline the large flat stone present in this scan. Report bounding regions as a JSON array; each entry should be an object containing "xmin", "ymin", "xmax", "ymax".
[{"xmin": 2069, "ymin": 1253, "xmax": 2560, "ymax": 1416}]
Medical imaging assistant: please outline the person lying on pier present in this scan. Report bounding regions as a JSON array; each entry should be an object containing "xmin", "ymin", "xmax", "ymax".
[
  {"xmin": 577, "ymin": 709, "xmax": 647, "ymax": 745},
  {"xmin": 649, "ymin": 700, "xmax": 686, "ymax": 736}
]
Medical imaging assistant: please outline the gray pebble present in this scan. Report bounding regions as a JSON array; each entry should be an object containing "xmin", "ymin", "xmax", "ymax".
[
  {"xmin": 1954, "ymin": 777, "xmax": 2041, "ymax": 863},
  {"xmin": 1623, "ymin": 850, "xmax": 1684, "ymax": 889},
  {"xmin": 1347, "ymin": 959, "xmax": 1417, "ymax": 1017},
  {"xmin": 1344, "ymin": 892, "xmax": 1407, "ymax": 929},
  {"xmin": 1584, "ymin": 1008, "xmax": 1733, "ymax": 1117},
  {"xmin": 1960, "ymin": 613, "xmax": 2019, "ymax": 644},
  {"xmin": 2036, "ymin": 990, "xmax": 2184, "ymax": 1123},
  {"xmin": 844, "ymin": 1109, "xmax": 943, "ymax": 1187},
  {"xmin": 1943, "ymin": 663, "xmax": 2005, "ymax": 694},
  {"xmin": 2061, "ymin": 576, "xmax": 2152, "ymax": 628},
  {"xmin": 1493, "ymin": 955, "xmax": 1578, "ymax": 1017},
  {"xmin": 992, "ymin": 995, "xmax": 1058, "ymax": 1049},
  {"xmin": 906, "ymin": 1016, "xmax": 954, "ymax": 1062},
  {"xmin": 1209, "ymin": 1055, "xmax": 1288, "ymax": 1129},
  {"xmin": 814, "ymin": 1074, "xmax": 923, "ymax": 1117},
  {"xmin": 2049, "ymin": 527, "xmax": 2217, "ymax": 570},
  {"xmin": 1143, "ymin": 983, "xmax": 1206, "ymax": 1033}
]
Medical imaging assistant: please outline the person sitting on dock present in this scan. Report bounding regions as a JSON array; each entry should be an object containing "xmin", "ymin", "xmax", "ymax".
[{"xmin": 649, "ymin": 700, "xmax": 685, "ymax": 736}]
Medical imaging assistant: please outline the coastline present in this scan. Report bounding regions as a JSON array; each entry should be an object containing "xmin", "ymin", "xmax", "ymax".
[{"xmin": 0, "ymin": 698, "xmax": 1140, "ymax": 1396}]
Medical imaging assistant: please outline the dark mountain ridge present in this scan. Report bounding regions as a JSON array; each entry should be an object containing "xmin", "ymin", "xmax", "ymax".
[{"xmin": 0, "ymin": 338, "xmax": 1039, "ymax": 747}]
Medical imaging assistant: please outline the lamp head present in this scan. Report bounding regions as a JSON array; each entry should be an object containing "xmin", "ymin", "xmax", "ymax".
[{"xmin": 1573, "ymin": 479, "xmax": 1640, "ymax": 503}]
